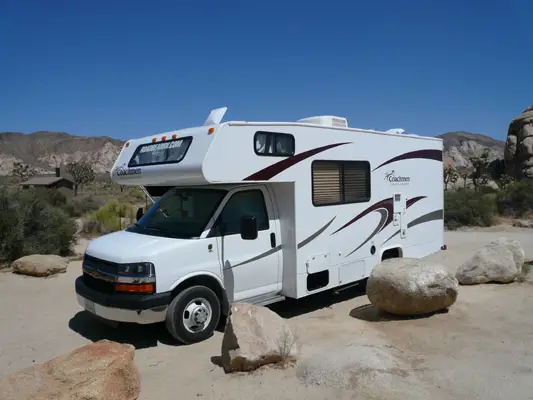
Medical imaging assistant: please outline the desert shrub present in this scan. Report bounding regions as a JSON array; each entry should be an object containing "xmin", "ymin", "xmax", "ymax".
[
  {"xmin": 80, "ymin": 219, "xmax": 106, "ymax": 236},
  {"xmin": 0, "ymin": 188, "xmax": 77, "ymax": 262},
  {"xmin": 84, "ymin": 200, "xmax": 136, "ymax": 233},
  {"xmin": 34, "ymin": 188, "xmax": 69, "ymax": 208},
  {"xmin": 495, "ymin": 180, "xmax": 533, "ymax": 217},
  {"xmin": 478, "ymin": 185, "xmax": 499, "ymax": 195},
  {"xmin": 68, "ymin": 195, "xmax": 105, "ymax": 217},
  {"xmin": 444, "ymin": 188, "xmax": 496, "ymax": 229},
  {"xmin": 118, "ymin": 187, "xmax": 146, "ymax": 204}
]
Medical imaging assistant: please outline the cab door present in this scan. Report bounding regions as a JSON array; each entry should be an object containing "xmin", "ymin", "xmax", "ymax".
[{"xmin": 213, "ymin": 186, "xmax": 282, "ymax": 302}]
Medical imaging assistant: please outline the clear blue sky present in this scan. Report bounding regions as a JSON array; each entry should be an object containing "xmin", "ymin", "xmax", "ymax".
[{"xmin": 1, "ymin": 0, "xmax": 532, "ymax": 141}]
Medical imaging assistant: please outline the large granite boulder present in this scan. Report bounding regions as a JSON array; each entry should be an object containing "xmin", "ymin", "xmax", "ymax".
[
  {"xmin": 221, "ymin": 303, "xmax": 299, "ymax": 372},
  {"xmin": 505, "ymin": 105, "xmax": 533, "ymax": 179},
  {"xmin": 456, "ymin": 237, "xmax": 525, "ymax": 284},
  {"xmin": 12, "ymin": 254, "xmax": 68, "ymax": 277},
  {"xmin": 0, "ymin": 340, "xmax": 140, "ymax": 400},
  {"xmin": 366, "ymin": 258, "xmax": 459, "ymax": 316}
]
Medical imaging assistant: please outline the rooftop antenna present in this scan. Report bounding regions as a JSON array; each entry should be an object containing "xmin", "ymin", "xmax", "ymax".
[{"xmin": 204, "ymin": 107, "xmax": 228, "ymax": 126}]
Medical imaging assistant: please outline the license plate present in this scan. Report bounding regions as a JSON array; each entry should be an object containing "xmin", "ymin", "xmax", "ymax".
[{"xmin": 84, "ymin": 298, "xmax": 96, "ymax": 314}]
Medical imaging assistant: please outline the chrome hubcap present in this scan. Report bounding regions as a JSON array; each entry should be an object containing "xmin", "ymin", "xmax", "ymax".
[{"xmin": 182, "ymin": 298, "xmax": 212, "ymax": 333}]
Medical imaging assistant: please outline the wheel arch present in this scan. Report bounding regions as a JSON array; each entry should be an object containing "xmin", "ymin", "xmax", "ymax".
[{"xmin": 169, "ymin": 272, "xmax": 229, "ymax": 316}]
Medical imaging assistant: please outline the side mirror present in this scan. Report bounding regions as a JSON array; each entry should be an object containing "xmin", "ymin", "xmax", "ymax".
[
  {"xmin": 136, "ymin": 207, "xmax": 144, "ymax": 221},
  {"xmin": 240, "ymin": 215, "xmax": 258, "ymax": 240}
]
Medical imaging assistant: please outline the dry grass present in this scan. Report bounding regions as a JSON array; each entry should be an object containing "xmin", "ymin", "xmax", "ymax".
[
  {"xmin": 274, "ymin": 326, "xmax": 300, "ymax": 368},
  {"xmin": 516, "ymin": 261, "xmax": 533, "ymax": 283}
]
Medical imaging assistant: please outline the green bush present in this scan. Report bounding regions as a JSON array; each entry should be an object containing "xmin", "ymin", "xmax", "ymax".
[
  {"xmin": 85, "ymin": 200, "xmax": 136, "ymax": 233},
  {"xmin": 118, "ymin": 187, "xmax": 146, "ymax": 204},
  {"xmin": 25, "ymin": 188, "xmax": 103, "ymax": 218},
  {"xmin": 0, "ymin": 188, "xmax": 77, "ymax": 262},
  {"xmin": 495, "ymin": 180, "xmax": 533, "ymax": 217},
  {"xmin": 68, "ymin": 195, "xmax": 105, "ymax": 217},
  {"xmin": 444, "ymin": 188, "xmax": 496, "ymax": 229}
]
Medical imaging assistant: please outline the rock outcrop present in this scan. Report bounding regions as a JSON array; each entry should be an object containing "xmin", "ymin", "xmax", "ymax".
[
  {"xmin": 366, "ymin": 258, "xmax": 459, "ymax": 316},
  {"xmin": 512, "ymin": 219, "xmax": 533, "ymax": 229},
  {"xmin": 0, "ymin": 131, "xmax": 123, "ymax": 175},
  {"xmin": 221, "ymin": 303, "xmax": 299, "ymax": 372},
  {"xmin": 456, "ymin": 237, "xmax": 525, "ymax": 285},
  {"xmin": 0, "ymin": 340, "xmax": 140, "ymax": 400},
  {"xmin": 439, "ymin": 131, "xmax": 504, "ymax": 168},
  {"xmin": 505, "ymin": 105, "xmax": 533, "ymax": 179},
  {"xmin": 12, "ymin": 254, "xmax": 68, "ymax": 277}
]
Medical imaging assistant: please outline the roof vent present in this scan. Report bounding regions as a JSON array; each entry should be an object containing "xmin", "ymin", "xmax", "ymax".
[
  {"xmin": 386, "ymin": 128, "xmax": 405, "ymax": 134},
  {"xmin": 297, "ymin": 115, "xmax": 348, "ymax": 128}
]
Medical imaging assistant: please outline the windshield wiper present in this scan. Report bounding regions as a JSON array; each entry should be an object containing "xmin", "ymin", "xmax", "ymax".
[{"xmin": 133, "ymin": 223, "xmax": 193, "ymax": 239}]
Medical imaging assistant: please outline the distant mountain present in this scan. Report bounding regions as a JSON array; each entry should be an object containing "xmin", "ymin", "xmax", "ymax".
[
  {"xmin": 0, "ymin": 131, "xmax": 125, "ymax": 175},
  {"xmin": 0, "ymin": 129, "xmax": 505, "ymax": 176},
  {"xmin": 437, "ymin": 131, "xmax": 505, "ymax": 169}
]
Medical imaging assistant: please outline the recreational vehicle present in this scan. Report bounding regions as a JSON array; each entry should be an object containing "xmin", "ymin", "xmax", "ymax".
[{"xmin": 75, "ymin": 107, "xmax": 445, "ymax": 344}]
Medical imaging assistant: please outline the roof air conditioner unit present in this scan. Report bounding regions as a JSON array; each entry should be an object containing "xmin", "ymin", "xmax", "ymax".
[
  {"xmin": 386, "ymin": 128, "xmax": 405, "ymax": 134},
  {"xmin": 297, "ymin": 115, "xmax": 348, "ymax": 128}
]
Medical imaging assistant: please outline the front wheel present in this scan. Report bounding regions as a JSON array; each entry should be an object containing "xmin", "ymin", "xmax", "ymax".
[{"xmin": 165, "ymin": 285, "xmax": 221, "ymax": 344}]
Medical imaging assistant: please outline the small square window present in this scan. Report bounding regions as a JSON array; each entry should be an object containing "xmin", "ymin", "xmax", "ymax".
[{"xmin": 254, "ymin": 131, "xmax": 295, "ymax": 157}]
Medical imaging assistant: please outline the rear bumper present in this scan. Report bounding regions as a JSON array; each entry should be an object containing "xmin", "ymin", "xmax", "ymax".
[{"xmin": 75, "ymin": 275, "xmax": 172, "ymax": 324}]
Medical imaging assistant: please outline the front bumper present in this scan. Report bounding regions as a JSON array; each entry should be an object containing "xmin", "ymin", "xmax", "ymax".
[{"xmin": 75, "ymin": 275, "xmax": 172, "ymax": 324}]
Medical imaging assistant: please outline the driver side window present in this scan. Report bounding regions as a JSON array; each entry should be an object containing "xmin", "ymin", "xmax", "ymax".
[{"xmin": 217, "ymin": 190, "xmax": 270, "ymax": 236}]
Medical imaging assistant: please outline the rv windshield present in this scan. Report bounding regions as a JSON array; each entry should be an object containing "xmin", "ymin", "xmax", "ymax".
[{"xmin": 127, "ymin": 188, "xmax": 227, "ymax": 239}]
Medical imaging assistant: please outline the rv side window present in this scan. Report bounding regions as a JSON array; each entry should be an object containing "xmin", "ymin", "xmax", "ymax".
[
  {"xmin": 216, "ymin": 190, "xmax": 270, "ymax": 236},
  {"xmin": 254, "ymin": 131, "xmax": 295, "ymax": 157},
  {"xmin": 312, "ymin": 160, "xmax": 371, "ymax": 206}
]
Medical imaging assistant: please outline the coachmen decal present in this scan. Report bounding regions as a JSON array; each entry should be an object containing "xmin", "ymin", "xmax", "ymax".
[
  {"xmin": 384, "ymin": 170, "xmax": 410, "ymax": 185},
  {"xmin": 113, "ymin": 163, "xmax": 142, "ymax": 177}
]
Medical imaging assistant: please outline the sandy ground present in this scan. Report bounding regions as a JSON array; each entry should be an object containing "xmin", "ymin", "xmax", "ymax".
[{"xmin": 1, "ymin": 227, "xmax": 533, "ymax": 399}]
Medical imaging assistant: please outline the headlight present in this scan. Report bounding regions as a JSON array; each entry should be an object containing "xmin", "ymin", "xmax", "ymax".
[{"xmin": 117, "ymin": 262, "xmax": 155, "ymax": 276}]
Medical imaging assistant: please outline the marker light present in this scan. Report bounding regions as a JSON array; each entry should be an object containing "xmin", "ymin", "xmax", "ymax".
[
  {"xmin": 115, "ymin": 283, "xmax": 154, "ymax": 294},
  {"xmin": 125, "ymin": 142, "xmax": 130, "ymax": 148},
  {"xmin": 161, "ymin": 136, "xmax": 167, "ymax": 141},
  {"xmin": 208, "ymin": 127, "xmax": 215, "ymax": 134},
  {"xmin": 172, "ymin": 134, "xmax": 177, "ymax": 139},
  {"xmin": 152, "ymin": 137, "xmax": 157, "ymax": 142}
]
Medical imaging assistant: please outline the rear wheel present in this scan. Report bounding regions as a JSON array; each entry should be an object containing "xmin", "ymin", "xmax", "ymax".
[{"xmin": 165, "ymin": 285, "xmax": 221, "ymax": 344}]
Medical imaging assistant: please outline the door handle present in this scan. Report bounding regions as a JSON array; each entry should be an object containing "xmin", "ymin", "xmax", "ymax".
[{"xmin": 270, "ymin": 232, "xmax": 276, "ymax": 248}]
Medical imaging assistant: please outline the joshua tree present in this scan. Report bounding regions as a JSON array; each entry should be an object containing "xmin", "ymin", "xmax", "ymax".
[
  {"xmin": 11, "ymin": 161, "xmax": 36, "ymax": 183},
  {"xmin": 443, "ymin": 166, "xmax": 459, "ymax": 191},
  {"xmin": 469, "ymin": 148, "xmax": 491, "ymax": 191},
  {"xmin": 496, "ymin": 173, "xmax": 514, "ymax": 190},
  {"xmin": 66, "ymin": 161, "xmax": 95, "ymax": 195},
  {"xmin": 455, "ymin": 166, "xmax": 471, "ymax": 189}
]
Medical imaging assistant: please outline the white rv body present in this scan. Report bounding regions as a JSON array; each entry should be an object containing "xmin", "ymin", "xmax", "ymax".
[{"xmin": 75, "ymin": 108, "xmax": 444, "ymax": 344}]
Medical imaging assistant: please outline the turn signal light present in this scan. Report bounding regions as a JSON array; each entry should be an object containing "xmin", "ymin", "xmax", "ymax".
[{"xmin": 115, "ymin": 283, "xmax": 154, "ymax": 293}]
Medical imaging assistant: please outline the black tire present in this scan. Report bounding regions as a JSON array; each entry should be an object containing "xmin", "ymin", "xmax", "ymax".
[{"xmin": 165, "ymin": 285, "xmax": 221, "ymax": 344}]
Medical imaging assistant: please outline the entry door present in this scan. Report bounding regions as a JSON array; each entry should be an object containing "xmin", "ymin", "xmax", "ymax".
[
  {"xmin": 214, "ymin": 187, "xmax": 281, "ymax": 302},
  {"xmin": 393, "ymin": 193, "xmax": 407, "ymax": 239}
]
